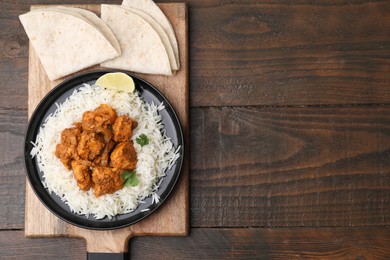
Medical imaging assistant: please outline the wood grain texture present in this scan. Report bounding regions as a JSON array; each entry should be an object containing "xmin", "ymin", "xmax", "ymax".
[
  {"xmin": 1, "ymin": 1, "xmax": 390, "ymax": 109},
  {"xmin": 0, "ymin": 0, "xmax": 29, "ymax": 109},
  {"xmin": 1, "ymin": 0, "xmax": 390, "ymax": 258},
  {"xmin": 2, "ymin": 106, "xmax": 389, "ymax": 229},
  {"xmin": 25, "ymin": 3, "xmax": 189, "ymax": 253},
  {"xmin": 0, "ymin": 231, "xmax": 85, "ymax": 260},
  {"xmin": 189, "ymin": 1, "xmax": 390, "ymax": 106},
  {"xmin": 131, "ymin": 228, "xmax": 390, "ymax": 259},
  {"xmin": 190, "ymin": 106, "xmax": 390, "ymax": 227},
  {"xmin": 0, "ymin": 108, "xmax": 27, "ymax": 229},
  {"xmin": 1, "ymin": 228, "xmax": 390, "ymax": 259}
]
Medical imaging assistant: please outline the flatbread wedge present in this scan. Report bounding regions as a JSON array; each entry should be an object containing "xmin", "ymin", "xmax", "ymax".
[
  {"xmin": 20, "ymin": 10, "xmax": 120, "ymax": 81},
  {"xmin": 122, "ymin": 0, "xmax": 180, "ymax": 70},
  {"xmin": 119, "ymin": 6, "xmax": 178, "ymax": 71},
  {"xmin": 48, "ymin": 6, "xmax": 121, "ymax": 54},
  {"xmin": 100, "ymin": 4, "xmax": 172, "ymax": 76}
]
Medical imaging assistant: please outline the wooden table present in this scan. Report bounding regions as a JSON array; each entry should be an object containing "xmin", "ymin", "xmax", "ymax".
[{"xmin": 1, "ymin": 0, "xmax": 389, "ymax": 259}]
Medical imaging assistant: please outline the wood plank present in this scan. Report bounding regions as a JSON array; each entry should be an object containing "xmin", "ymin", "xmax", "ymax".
[
  {"xmin": 131, "ymin": 228, "xmax": 390, "ymax": 259},
  {"xmin": 2, "ymin": 1, "xmax": 390, "ymax": 109},
  {"xmin": 189, "ymin": 1, "xmax": 390, "ymax": 106},
  {"xmin": 190, "ymin": 105, "xmax": 390, "ymax": 227},
  {"xmin": 0, "ymin": 231, "xmax": 85, "ymax": 260},
  {"xmin": 1, "ymin": 228, "xmax": 390, "ymax": 259},
  {"xmin": 2, "ymin": 106, "xmax": 389, "ymax": 229},
  {"xmin": 0, "ymin": 108, "xmax": 27, "ymax": 229},
  {"xmin": 0, "ymin": 1, "xmax": 29, "ymax": 110},
  {"xmin": 24, "ymin": 3, "xmax": 189, "ymax": 253}
]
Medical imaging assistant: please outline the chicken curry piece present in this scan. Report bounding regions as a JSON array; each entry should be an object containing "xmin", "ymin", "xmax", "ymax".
[
  {"xmin": 92, "ymin": 166, "xmax": 123, "ymax": 197},
  {"xmin": 112, "ymin": 115, "xmax": 137, "ymax": 142},
  {"xmin": 55, "ymin": 126, "xmax": 81, "ymax": 169},
  {"xmin": 55, "ymin": 104, "xmax": 138, "ymax": 196},
  {"xmin": 110, "ymin": 141, "xmax": 137, "ymax": 170},
  {"xmin": 77, "ymin": 131, "xmax": 105, "ymax": 161},
  {"xmin": 71, "ymin": 160, "xmax": 92, "ymax": 191}
]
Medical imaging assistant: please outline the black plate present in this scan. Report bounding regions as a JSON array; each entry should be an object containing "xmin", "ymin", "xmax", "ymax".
[{"xmin": 24, "ymin": 70, "xmax": 184, "ymax": 230}]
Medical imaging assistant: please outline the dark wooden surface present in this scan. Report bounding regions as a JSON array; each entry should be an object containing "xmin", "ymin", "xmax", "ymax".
[
  {"xmin": 1, "ymin": 0, "xmax": 389, "ymax": 259},
  {"xmin": 1, "ymin": 229, "xmax": 390, "ymax": 259}
]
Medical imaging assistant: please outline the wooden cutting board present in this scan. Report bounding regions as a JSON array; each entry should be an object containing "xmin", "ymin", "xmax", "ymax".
[{"xmin": 25, "ymin": 3, "xmax": 189, "ymax": 255}]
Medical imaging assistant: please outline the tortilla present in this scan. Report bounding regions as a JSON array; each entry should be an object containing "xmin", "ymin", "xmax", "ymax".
[
  {"xmin": 100, "ymin": 5, "xmax": 172, "ymax": 76},
  {"xmin": 48, "ymin": 6, "xmax": 121, "ymax": 54},
  {"xmin": 122, "ymin": 0, "xmax": 180, "ymax": 69},
  {"xmin": 20, "ymin": 10, "xmax": 120, "ymax": 81},
  {"xmin": 119, "ymin": 6, "xmax": 178, "ymax": 71}
]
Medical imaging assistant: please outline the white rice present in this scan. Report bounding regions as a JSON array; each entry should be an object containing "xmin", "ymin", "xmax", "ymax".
[{"xmin": 30, "ymin": 84, "xmax": 180, "ymax": 219}]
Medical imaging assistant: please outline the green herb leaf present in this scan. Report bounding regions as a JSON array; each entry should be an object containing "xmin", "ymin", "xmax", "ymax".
[
  {"xmin": 121, "ymin": 170, "xmax": 133, "ymax": 179},
  {"xmin": 121, "ymin": 170, "xmax": 139, "ymax": 187},
  {"xmin": 129, "ymin": 173, "xmax": 139, "ymax": 186},
  {"xmin": 136, "ymin": 134, "xmax": 149, "ymax": 147},
  {"xmin": 123, "ymin": 177, "xmax": 133, "ymax": 187}
]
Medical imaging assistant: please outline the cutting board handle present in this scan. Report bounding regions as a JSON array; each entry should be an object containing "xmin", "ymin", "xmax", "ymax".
[{"xmin": 87, "ymin": 252, "xmax": 129, "ymax": 260}]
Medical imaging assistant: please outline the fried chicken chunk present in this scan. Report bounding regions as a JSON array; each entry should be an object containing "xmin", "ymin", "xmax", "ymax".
[
  {"xmin": 110, "ymin": 141, "xmax": 137, "ymax": 171},
  {"xmin": 71, "ymin": 160, "xmax": 92, "ymax": 191},
  {"xmin": 94, "ymin": 104, "xmax": 117, "ymax": 125},
  {"xmin": 81, "ymin": 111, "xmax": 96, "ymax": 131},
  {"xmin": 81, "ymin": 104, "xmax": 117, "ymax": 131},
  {"xmin": 55, "ymin": 126, "xmax": 81, "ymax": 169},
  {"xmin": 93, "ymin": 139, "xmax": 115, "ymax": 167},
  {"xmin": 112, "ymin": 115, "xmax": 134, "ymax": 142},
  {"xmin": 77, "ymin": 132, "xmax": 105, "ymax": 161},
  {"xmin": 92, "ymin": 166, "xmax": 123, "ymax": 197}
]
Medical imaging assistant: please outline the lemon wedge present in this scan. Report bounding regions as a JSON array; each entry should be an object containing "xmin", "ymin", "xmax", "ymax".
[{"xmin": 95, "ymin": 72, "xmax": 135, "ymax": 93}]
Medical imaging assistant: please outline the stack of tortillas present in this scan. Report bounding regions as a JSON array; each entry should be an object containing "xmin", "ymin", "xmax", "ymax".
[
  {"xmin": 101, "ymin": 1, "xmax": 180, "ymax": 76},
  {"xmin": 19, "ymin": 0, "xmax": 179, "ymax": 81}
]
